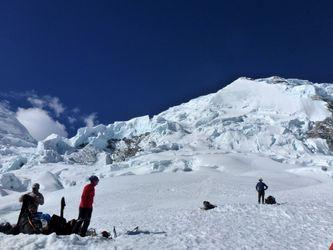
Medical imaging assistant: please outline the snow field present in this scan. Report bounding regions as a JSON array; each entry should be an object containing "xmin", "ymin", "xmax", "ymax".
[{"xmin": 1, "ymin": 153, "xmax": 333, "ymax": 249}]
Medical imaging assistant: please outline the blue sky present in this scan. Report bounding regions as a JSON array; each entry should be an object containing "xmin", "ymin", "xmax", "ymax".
[{"xmin": 1, "ymin": 0, "xmax": 333, "ymax": 140}]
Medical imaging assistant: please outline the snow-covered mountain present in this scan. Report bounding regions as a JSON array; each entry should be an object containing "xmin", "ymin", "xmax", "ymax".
[
  {"xmin": 29, "ymin": 76, "xmax": 333, "ymax": 172},
  {"xmin": 3, "ymin": 76, "xmax": 333, "ymax": 175},
  {"xmin": 0, "ymin": 104, "xmax": 36, "ymax": 148},
  {"xmin": 0, "ymin": 104, "xmax": 36, "ymax": 174}
]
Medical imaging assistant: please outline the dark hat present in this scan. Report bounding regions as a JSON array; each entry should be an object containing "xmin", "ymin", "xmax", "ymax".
[
  {"xmin": 89, "ymin": 175, "xmax": 99, "ymax": 182},
  {"xmin": 32, "ymin": 183, "xmax": 40, "ymax": 189}
]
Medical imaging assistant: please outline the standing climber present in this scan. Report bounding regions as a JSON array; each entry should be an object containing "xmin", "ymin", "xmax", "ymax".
[
  {"xmin": 76, "ymin": 175, "xmax": 99, "ymax": 237},
  {"xmin": 256, "ymin": 178, "xmax": 268, "ymax": 204}
]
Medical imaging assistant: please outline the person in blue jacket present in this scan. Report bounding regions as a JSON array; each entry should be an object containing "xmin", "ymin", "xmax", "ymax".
[{"xmin": 256, "ymin": 178, "xmax": 268, "ymax": 204}]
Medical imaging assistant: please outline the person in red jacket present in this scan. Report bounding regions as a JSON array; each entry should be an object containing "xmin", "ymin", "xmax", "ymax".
[{"xmin": 77, "ymin": 175, "xmax": 99, "ymax": 237}]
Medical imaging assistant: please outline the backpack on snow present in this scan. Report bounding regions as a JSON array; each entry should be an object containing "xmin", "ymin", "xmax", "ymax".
[
  {"xmin": 265, "ymin": 196, "xmax": 276, "ymax": 204},
  {"xmin": 201, "ymin": 201, "xmax": 217, "ymax": 210},
  {"xmin": 48, "ymin": 197, "xmax": 79, "ymax": 235}
]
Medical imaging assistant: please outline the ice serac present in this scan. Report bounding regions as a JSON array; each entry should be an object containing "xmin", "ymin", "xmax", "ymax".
[
  {"xmin": 69, "ymin": 115, "xmax": 151, "ymax": 149},
  {"xmin": 150, "ymin": 76, "xmax": 333, "ymax": 159},
  {"xmin": 37, "ymin": 134, "xmax": 75, "ymax": 163},
  {"xmin": 58, "ymin": 76, "xmax": 333, "ymax": 169}
]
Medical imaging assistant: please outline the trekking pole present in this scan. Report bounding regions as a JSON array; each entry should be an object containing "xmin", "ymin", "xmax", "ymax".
[{"xmin": 60, "ymin": 197, "xmax": 66, "ymax": 218}]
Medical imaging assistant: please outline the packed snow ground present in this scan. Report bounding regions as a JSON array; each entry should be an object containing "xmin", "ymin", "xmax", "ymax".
[{"xmin": 1, "ymin": 152, "xmax": 333, "ymax": 250}]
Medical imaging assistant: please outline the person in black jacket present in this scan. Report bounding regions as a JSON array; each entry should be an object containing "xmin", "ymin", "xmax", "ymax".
[
  {"xmin": 19, "ymin": 183, "xmax": 44, "ymax": 213},
  {"xmin": 256, "ymin": 178, "xmax": 268, "ymax": 204}
]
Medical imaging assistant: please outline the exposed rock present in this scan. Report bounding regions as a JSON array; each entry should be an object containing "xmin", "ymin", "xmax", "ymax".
[
  {"xmin": 106, "ymin": 133, "xmax": 149, "ymax": 162},
  {"xmin": 307, "ymin": 117, "xmax": 333, "ymax": 150},
  {"xmin": 66, "ymin": 145, "xmax": 99, "ymax": 165}
]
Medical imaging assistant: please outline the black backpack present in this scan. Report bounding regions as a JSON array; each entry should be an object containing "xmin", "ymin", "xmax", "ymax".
[
  {"xmin": 202, "ymin": 201, "xmax": 217, "ymax": 210},
  {"xmin": 265, "ymin": 196, "xmax": 276, "ymax": 204}
]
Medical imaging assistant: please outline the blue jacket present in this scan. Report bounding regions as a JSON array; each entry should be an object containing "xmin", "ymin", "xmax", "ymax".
[{"xmin": 256, "ymin": 181, "xmax": 268, "ymax": 192}]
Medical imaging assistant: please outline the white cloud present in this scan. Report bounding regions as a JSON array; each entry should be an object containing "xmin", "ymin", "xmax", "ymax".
[
  {"xmin": 27, "ymin": 96, "xmax": 65, "ymax": 117},
  {"xmin": 16, "ymin": 108, "xmax": 68, "ymax": 141},
  {"xmin": 84, "ymin": 113, "xmax": 98, "ymax": 128},
  {"xmin": 27, "ymin": 97, "xmax": 45, "ymax": 108},
  {"xmin": 67, "ymin": 116, "xmax": 77, "ymax": 124},
  {"xmin": 48, "ymin": 97, "xmax": 65, "ymax": 117},
  {"xmin": 72, "ymin": 107, "xmax": 80, "ymax": 114}
]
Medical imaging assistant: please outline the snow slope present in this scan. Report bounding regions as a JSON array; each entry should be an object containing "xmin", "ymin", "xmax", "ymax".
[
  {"xmin": 0, "ymin": 104, "xmax": 36, "ymax": 175},
  {"xmin": 0, "ymin": 104, "xmax": 36, "ymax": 148},
  {"xmin": 1, "ymin": 153, "xmax": 333, "ymax": 250}
]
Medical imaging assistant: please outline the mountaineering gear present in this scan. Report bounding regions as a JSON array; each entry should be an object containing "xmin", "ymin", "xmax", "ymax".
[
  {"xmin": 34, "ymin": 212, "xmax": 51, "ymax": 222},
  {"xmin": 265, "ymin": 196, "xmax": 276, "ymax": 204},
  {"xmin": 0, "ymin": 222, "xmax": 15, "ymax": 235},
  {"xmin": 2, "ymin": 196, "xmax": 81, "ymax": 236},
  {"xmin": 102, "ymin": 230, "xmax": 111, "ymax": 238},
  {"xmin": 201, "ymin": 201, "xmax": 217, "ymax": 210},
  {"xmin": 47, "ymin": 197, "xmax": 81, "ymax": 235},
  {"xmin": 61, "ymin": 197, "xmax": 66, "ymax": 218},
  {"xmin": 256, "ymin": 179, "xmax": 268, "ymax": 204},
  {"xmin": 80, "ymin": 183, "xmax": 95, "ymax": 209}
]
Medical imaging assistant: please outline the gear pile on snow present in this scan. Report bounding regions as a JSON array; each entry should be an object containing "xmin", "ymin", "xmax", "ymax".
[
  {"xmin": 265, "ymin": 196, "xmax": 277, "ymax": 205},
  {"xmin": 0, "ymin": 196, "xmax": 82, "ymax": 236},
  {"xmin": 201, "ymin": 201, "xmax": 217, "ymax": 210}
]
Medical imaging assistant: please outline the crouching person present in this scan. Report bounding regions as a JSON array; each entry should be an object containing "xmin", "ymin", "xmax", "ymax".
[{"xmin": 75, "ymin": 175, "xmax": 99, "ymax": 237}]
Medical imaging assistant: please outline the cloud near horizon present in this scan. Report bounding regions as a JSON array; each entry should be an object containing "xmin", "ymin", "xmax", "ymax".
[
  {"xmin": 1, "ymin": 90, "xmax": 99, "ymax": 138},
  {"xmin": 84, "ymin": 113, "xmax": 98, "ymax": 128},
  {"xmin": 27, "ymin": 96, "xmax": 65, "ymax": 117},
  {"xmin": 16, "ymin": 107, "xmax": 68, "ymax": 141}
]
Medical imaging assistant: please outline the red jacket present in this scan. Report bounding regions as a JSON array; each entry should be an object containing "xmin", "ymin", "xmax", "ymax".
[{"xmin": 79, "ymin": 183, "xmax": 95, "ymax": 208}]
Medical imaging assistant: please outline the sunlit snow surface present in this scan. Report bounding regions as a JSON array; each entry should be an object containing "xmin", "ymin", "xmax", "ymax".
[
  {"xmin": 1, "ymin": 153, "xmax": 333, "ymax": 250},
  {"xmin": 1, "ymin": 77, "xmax": 333, "ymax": 249}
]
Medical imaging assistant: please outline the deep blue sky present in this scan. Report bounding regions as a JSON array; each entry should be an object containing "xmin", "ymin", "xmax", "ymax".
[{"xmin": 1, "ymin": 0, "xmax": 333, "ymax": 136}]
